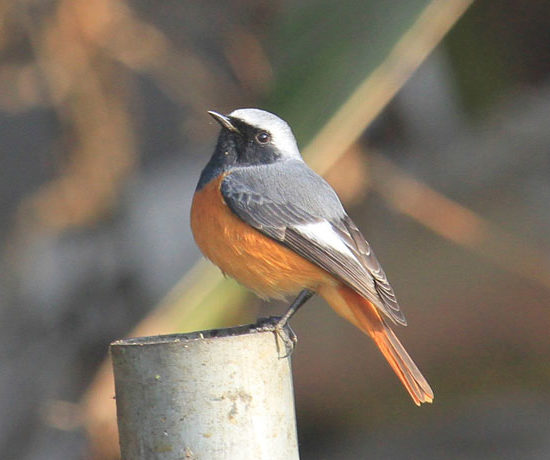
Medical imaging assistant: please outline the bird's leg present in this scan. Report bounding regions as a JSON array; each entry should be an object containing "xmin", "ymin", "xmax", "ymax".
[
  {"xmin": 277, "ymin": 288, "xmax": 315, "ymax": 329},
  {"xmin": 256, "ymin": 289, "xmax": 315, "ymax": 358}
]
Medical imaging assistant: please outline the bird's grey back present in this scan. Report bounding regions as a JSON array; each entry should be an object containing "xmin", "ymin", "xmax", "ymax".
[{"xmin": 226, "ymin": 160, "xmax": 346, "ymax": 221}]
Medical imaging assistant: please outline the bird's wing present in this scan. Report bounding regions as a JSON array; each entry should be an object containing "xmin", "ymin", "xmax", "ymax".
[{"xmin": 221, "ymin": 163, "xmax": 407, "ymax": 326}]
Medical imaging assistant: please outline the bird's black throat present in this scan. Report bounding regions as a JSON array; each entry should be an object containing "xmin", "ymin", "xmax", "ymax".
[{"xmin": 196, "ymin": 122, "xmax": 283, "ymax": 191}]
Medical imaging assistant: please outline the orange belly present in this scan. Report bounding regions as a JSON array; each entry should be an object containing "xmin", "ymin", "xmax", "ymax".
[{"xmin": 190, "ymin": 175, "xmax": 335, "ymax": 299}]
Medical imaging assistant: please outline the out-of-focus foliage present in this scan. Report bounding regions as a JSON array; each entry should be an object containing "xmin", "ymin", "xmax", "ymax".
[{"xmin": 267, "ymin": 0, "xmax": 432, "ymax": 141}]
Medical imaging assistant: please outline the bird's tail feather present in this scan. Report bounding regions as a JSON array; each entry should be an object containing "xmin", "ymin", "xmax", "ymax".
[{"xmin": 319, "ymin": 284, "xmax": 434, "ymax": 405}]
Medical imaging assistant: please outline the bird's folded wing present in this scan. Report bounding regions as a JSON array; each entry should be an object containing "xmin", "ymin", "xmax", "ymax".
[{"xmin": 221, "ymin": 167, "xmax": 407, "ymax": 326}]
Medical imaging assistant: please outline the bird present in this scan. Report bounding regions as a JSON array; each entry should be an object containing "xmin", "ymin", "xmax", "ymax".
[{"xmin": 190, "ymin": 108, "xmax": 433, "ymax": 405}]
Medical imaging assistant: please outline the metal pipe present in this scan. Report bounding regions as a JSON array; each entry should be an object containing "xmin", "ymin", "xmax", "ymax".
[{"xmin": 111, "ymin": 324, "xmax": 299, "ymax": 459}]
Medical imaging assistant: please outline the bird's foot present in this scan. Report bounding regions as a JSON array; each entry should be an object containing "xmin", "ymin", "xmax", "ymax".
[{"xmin": 255, "ymin": 316, "xmax": 297, "ymax": 359}]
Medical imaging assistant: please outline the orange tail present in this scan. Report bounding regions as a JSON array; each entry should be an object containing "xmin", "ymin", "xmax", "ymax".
[{"xmin": 319, "ymin": 284, "xmax": 434, "ymax": 405}]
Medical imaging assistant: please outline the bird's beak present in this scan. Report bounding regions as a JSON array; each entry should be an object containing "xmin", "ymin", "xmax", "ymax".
[{"xmin": 208, "ymin": 110, "xmax": 240, "ymax": 133}]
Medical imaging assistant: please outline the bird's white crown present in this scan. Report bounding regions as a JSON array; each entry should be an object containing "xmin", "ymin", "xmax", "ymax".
[{"xmin": 229, "ymin": 108, "xmax": 302, "ymax": 160}]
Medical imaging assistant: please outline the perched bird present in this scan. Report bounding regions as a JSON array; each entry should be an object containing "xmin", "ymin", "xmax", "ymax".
[{"xmin": 190, "ymin": 108, "xmax": 433, "ymax": 405}]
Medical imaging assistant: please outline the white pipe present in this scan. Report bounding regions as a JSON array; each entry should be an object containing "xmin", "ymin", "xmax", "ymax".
[{"xmin": 111, "ymin": 324, "xmax": 299, "ymax": 459}]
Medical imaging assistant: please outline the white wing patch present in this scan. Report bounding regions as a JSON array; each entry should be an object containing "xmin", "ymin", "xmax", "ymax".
[{"xmin": 294, "ymin": 221, "xmax": 358, "ymax": 260}]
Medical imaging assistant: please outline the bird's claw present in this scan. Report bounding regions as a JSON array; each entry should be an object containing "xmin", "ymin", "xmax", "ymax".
[{"xmin": 255, "ymin": 316, "xmax": 297, "ymax": 358}]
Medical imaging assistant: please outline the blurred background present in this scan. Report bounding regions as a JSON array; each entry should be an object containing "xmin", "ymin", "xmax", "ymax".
[{"xmin": 2, "ymin": 0, "xmax": 550, "ymax": 458}]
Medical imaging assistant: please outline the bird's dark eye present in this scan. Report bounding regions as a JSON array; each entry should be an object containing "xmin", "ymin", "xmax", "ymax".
[{"xmin": 255, "ymin": 131, "xmax": 270, "ymax": 144}]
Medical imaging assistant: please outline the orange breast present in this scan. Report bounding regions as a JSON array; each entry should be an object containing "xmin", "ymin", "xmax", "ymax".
[{"xmin": 190, "ymin": 175, "xmax": 334, "ymax": 299}]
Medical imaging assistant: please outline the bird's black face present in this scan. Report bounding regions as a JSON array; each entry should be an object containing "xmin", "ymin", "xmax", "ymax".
[
  {"xmin": 196, "ymin": 113, "xmax": 282, "ymax": 190},
  {"xmin": 226, "ymin": 117, "xmax": 281, "ymax": 166}
]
